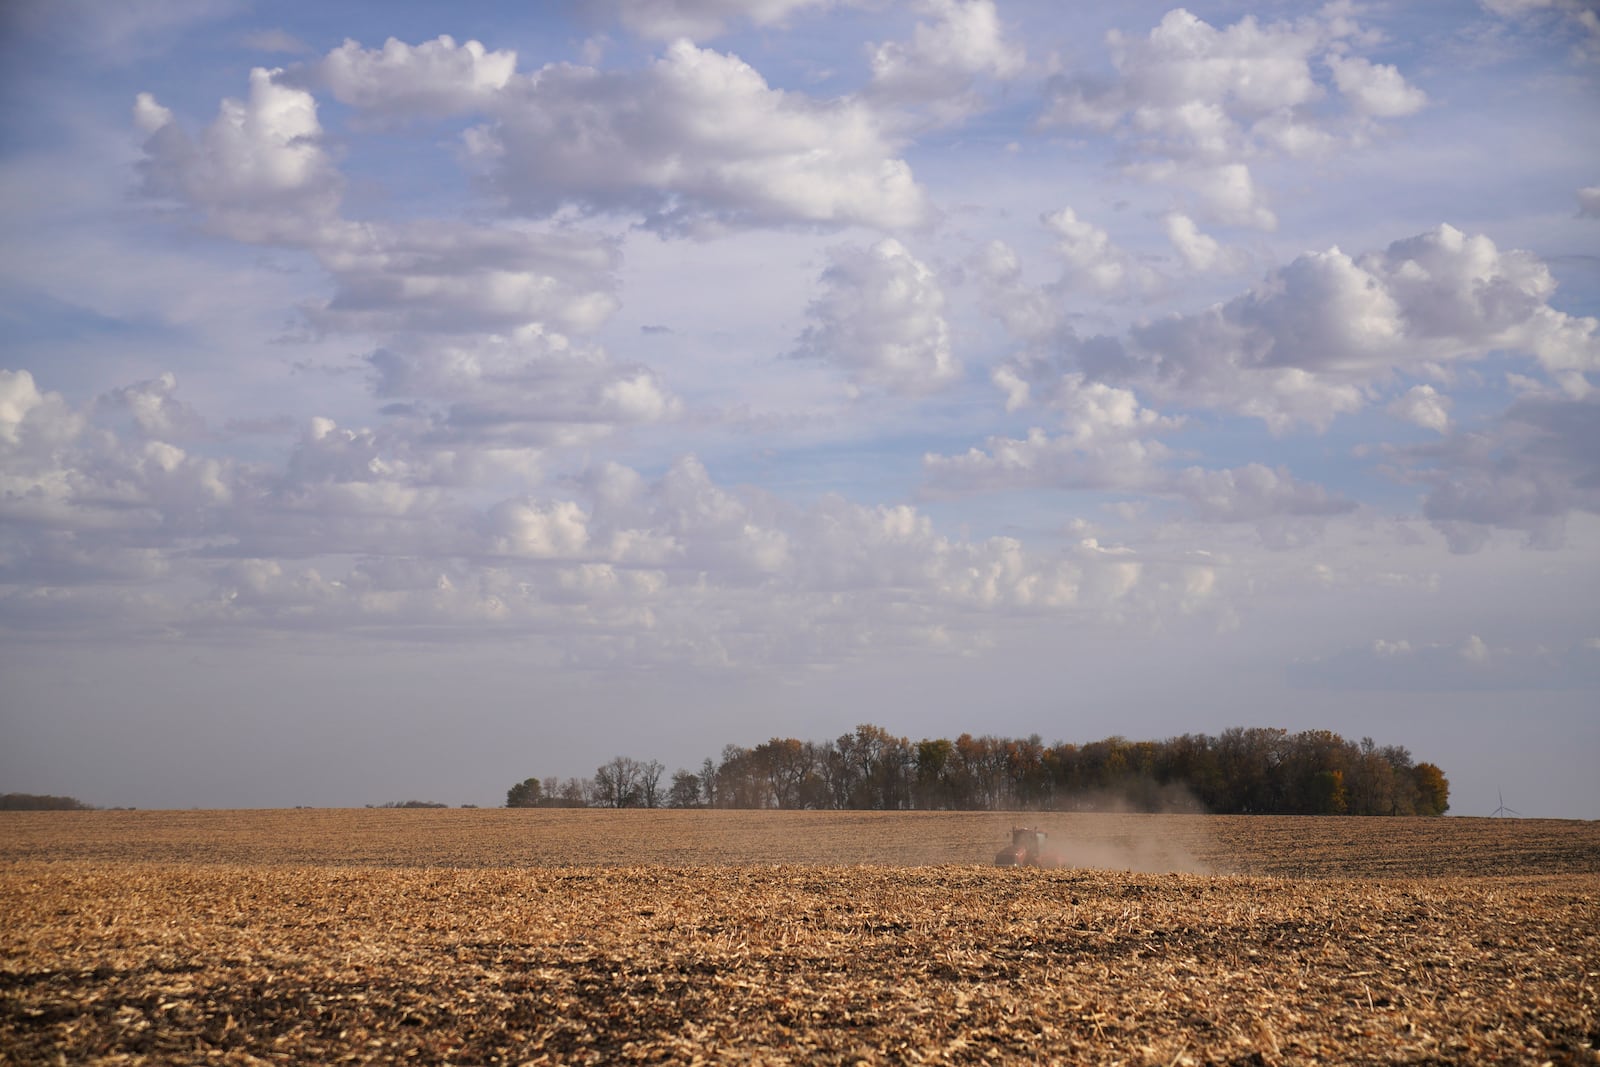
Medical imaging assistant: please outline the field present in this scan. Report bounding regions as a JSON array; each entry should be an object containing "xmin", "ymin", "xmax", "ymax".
[{"xmin": 3, "ymin": 811, "xmax": 1598, "ymax": 1065}]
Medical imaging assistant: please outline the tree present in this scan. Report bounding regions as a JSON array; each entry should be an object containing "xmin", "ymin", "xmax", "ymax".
[
  {"xmin": 1379, "ymin": 744, "xmax": 1418, "ymax": 815},
  {"xmin": 914, "ymin": 737, "xmax": 954, "ymax": 810},
  {"xmin": 715, "ymin": 744, "xmax": 767, "ymax": 809},
  {"xmin": 754, "ymin": 738, "xmax": 820, "ymax": 809},
  {"xmin": 639, "ymin": 759, "xmax": 665, "ymax": 808},
  {"xmin": 505, "ymin": 778, "xmax": 543, "ymax": 808},
  {"xmin": 1214, "ymin": 727, "xmax": 1287, "ymax": 813},
  {"xmin": 594, "ymin": 756, "xmax": 643, "ymax": 808},
  {"xmin": 1307, "ymin": 770, "xmax": 1349, "ymax": 815},
  {"xmin": 557, "ymin": 777, "xmax": 591, "ymax": 807},
  {"xmin": 1, "ymin": 793, "xmax": 92, "ymax": 810},
  {"xmin": 835, "ymin": 724, "xmax": 911, "ymax": 810},
  {"xmin": 1412, "ymin": 762, "xmax": 1450, "ymax": 816},
  {"xmin": 559, "ymin": 725, "xmax": 1447, "ymax": 816},
  {"xmin": 951, "ymin": 733, "xmax": 994, "ymax": 809},
  {"xmin": 668, "ymin": 769, "xmax": 703, "ymax": 808},
  {"xmin": 698, "ymin": 757, "xmax": 719, "ymax": 809},
  {"xmin": 1348, "ymin": 737, "xmax": 1397, "ymax": 816}
]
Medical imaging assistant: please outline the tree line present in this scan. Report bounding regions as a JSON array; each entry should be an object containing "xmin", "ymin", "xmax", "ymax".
[
  {"xmin": 1, "ymin": 793, "xmax": 95, "ymax": 810},
  {"xmin": 506, "ymin": 725, "xmax": 1450, "ymax": 816}
]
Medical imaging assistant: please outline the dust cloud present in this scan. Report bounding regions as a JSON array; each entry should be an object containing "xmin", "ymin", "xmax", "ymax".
[{"xmin": 994, "ymin": 786, "xmax": 1219, "ymax": 874}]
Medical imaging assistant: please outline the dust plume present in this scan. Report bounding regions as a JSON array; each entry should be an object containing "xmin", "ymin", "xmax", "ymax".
[{"xmin": 995, "ymin": 786, "xmax": 1219, "ymax": 874}]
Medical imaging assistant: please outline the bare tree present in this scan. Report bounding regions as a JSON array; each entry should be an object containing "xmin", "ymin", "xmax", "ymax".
[
  {"xmin": 639, "ymin": 759, "xmax": 665, "ymax": 808},
  {"xmin": 698, "ymin": 757, "xmax": 718, "ymax": 808},
  {"xmin": 594, "ymin": 756, "xmax": 643, "ymax": 808}
]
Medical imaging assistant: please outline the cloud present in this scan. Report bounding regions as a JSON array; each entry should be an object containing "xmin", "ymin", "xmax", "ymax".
[
  {"xmin": 1579, "ymin": 186, "xmax": 1600, "ymax": 218},
  {"xmin": 1163, "ymin": 212, "xmax": 1247, "ymax": 273},
  {"xmin": 579, "ymin": 0, "xmax": 840, "ymax": 41},
  {"xmin": 1040, "ymin": 7, "xmax": 1426, "ymax": 228},
  {"xmin": 134, "ymin": 68, "xmax": 341, "ymax": 243},
  {"xmin": 1402, "ymin": 391, "xmax": 1600, "ymax": 552},
  {"xmin": 868, "ymin": 0, "xmax": 1024, "ymax": 118},
  {"xmin": 1291, "ymin": 634, "xmax": 1600, "ymax": 691},
  {"xmin": 0, "ymin": 368, "xmax": 1224, "ymax": 658},
  {"xmin": 306, "ymin": 221, "xmax": 622, "ymax": 338},
  {"xmin": 240, "ymin": 29, "xmax": 312, "ymax": 55},
  {"xmin": 1481, "ymin": 0, "xmax": 1600, "ymax": 63},
  {"xmin": 926, "ymin": 429, "xmax": 1352, "ymax": 533},
  {"xmin": 1042, "ymin": 207, "xmax": 1161, "ymax": 296},
  {"xmin": 924, "ymin": 374, "xmax": 1352, "ymax": 536},
  {"xmin": 131, "ymin": 66, "xmax": 673, "ymax": 451},
  {"xmin": 792, "ymin": 238, "xmax": 958, "ymax": 395},
  {"xmin": 153, "ymin": 38, "xmax": 928, "ymax": 239},
  {"xmin": 0, "ymin": 369, "xmax": 82, "ymax": 454},
  {"xmin": 992, "ymin": 224, "xmax": 1599, "ymax": 431},
  {"xmin": 1172, "ymin": 462, "xmax": 1355, "ymax": 523},
  {"xmin": 317, "ymin": 35, "xmax": 518, "ymax": 118},
  {"xmin": 970, "ymin": 239, "xmax": 1065, "ymax": 345},
  {"xmin": 0, "ymin": 370, "xmax": 233, "ymax": 562},
  {"xmin": 1325, "ymin": 54, "xmax": 1428, "ymax": 118},
  {"xmin": 971, "ymin": 208, "xmax": 1166, "ymax": 349},
  {"xmin": 369, "ymin": 330, "xmax": 679, "ymax": 446},
  {"xmin": 1387, "ymin": 384, "xmax": 1452, "ymax": 433},
  {"xmin": 465, "ymin": 40, "xmax": 928, "ymax": 233},
  {"xmin": 1178, "ymin": 161, "xmax": 1278, "ymax": 231},
  {"xmin": 484, "ymin": 498, "xmax": 592, "ymax": 559},
  {"xmin": 104, "ymin": 372, "xmax": 207, "ymax": 439},
  {"xmin": 924, "ymin": 424, "xmax": 1172, "ymax": 495}
]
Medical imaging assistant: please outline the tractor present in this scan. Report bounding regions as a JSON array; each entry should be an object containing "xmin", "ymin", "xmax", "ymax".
[{"xmin": 994, "ymin": 826, "xmax": 1064, "ymax": 867}]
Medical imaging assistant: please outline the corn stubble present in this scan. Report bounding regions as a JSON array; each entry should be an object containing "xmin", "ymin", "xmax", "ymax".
[{"xmin": 3, "ymin": 812, "xmax": 1598, "ymax": 1065}]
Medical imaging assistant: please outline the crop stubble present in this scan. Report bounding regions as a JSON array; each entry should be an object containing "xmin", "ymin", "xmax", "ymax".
[{"xmin": 2, "ymin": 811, "xmax": 1597, "ymax": 1065}]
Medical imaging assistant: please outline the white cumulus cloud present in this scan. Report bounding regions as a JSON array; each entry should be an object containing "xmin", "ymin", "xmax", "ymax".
[
  {"xmin": 1041, "ymin": 7, "xmax": 1426, "ymax": 229},
  {"xmin": 869, "ymin": 0, "xmax": 1024, "ymax": 117},
  {"xmin": 1043, "ymin": 207, "xmax": 1162, "ymax": 296},
  {"xmin": 318, "ymin": 35, "xmax": 518, "ymax": 118},
  {"xmin": 134, "ymin": 68, "xmax": 341, "ymax": 243},
  {"xmin": 1326, "ymin": 54, "xmax": 1428, "ymax": 117},
  {"xmin": 1388, "ymin": 384, "xmax": 1453, "ymax": 432},
  {"xmin": 466, "ymin": 40, "xmax": 928, "ymax": 234},
  {"xmin": 793, "ymin": 238, "xmax": 958, "ymax": 395},
  {"xmin": 993, "ymin": 224, "xmax": 1599, "ymax": 431}
]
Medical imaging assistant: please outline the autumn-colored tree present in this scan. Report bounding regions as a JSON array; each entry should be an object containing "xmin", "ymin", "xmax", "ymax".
[
  {"xmin": 509, "ymin": 724, "xmax": 1449, "ymax": 817},
  {"xmin": 1308, "ymin": 770, "xmax": 1349, "ymax": 815},
  {"xmin": 1412, "ymin": 762, "xmax": 1450, "ymax": 816}
]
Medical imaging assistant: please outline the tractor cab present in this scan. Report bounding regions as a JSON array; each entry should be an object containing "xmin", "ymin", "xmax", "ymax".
[{"xmin": 994, "ymin": 826, "xmax": 1053, "ymax": 866}]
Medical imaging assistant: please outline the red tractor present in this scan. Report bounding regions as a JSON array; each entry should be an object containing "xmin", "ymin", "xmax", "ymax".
[{"xmin": 994, "ymin": 826, "xmax": 1064, "ymax": 868}]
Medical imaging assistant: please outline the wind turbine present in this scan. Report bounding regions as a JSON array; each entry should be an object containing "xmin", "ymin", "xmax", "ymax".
[{"xmin": 1490, "ymin": 788, "xmax": 1521, "ymax": 818}]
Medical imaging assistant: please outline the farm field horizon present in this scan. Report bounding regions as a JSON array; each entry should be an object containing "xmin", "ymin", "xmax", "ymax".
[
  {"xmin": 4, "ymin": 807, "xmax": 1598, "ymax": 878},
  {"xmin": 4, "ymin": 811, "xmax": 1598, "ymax": 1064}
]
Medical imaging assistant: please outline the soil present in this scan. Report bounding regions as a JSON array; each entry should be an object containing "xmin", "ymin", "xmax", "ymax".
[{"xmin": 3, "ymin": 810, "xmax": 1596, "ymax": 1065}]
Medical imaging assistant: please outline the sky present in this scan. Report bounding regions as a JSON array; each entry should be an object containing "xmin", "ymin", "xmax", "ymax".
[{"xmin": 1, "ymin": 0, "xmax": 1597, "ymax": 817}]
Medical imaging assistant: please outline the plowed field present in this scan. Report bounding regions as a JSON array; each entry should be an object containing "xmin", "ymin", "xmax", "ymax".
[{"xmin": 4, "ymin": 810, "xmax": 1597, "ymax": 1065}]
